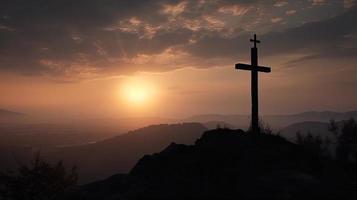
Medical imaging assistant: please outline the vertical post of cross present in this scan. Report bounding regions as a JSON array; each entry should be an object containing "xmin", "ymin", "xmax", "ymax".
[{"xmin": 250, "ymin": 34, "xmax": 260, "ymax": 133}]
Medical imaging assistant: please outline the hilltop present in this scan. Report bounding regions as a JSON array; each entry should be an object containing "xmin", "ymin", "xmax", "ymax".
[{"xmin": 64, "ymin": 128, "xmax": 356, "ymax": 199}]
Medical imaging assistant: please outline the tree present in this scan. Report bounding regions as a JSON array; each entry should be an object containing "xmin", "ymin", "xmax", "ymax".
[
  {"xmin": 295, "ymin": 131, "xmax": 330, "ymax": 158},
  {"xmin": 0, "ymin": 153, "xmax": 78, "ymax": 200},
  {"xmin": 329, "ymin": 118, "xmax": 357, "ymax": 163}
]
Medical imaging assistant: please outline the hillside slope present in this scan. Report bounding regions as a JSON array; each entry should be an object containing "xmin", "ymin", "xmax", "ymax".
[
  {"xmin": 280, "ymin": 121, "xmax": 332, "ymax": 140},
  {"xmin": 46, "ymin": 123, "xmax": 207, "ymax": 183},
  {"xmin": 65, "ymin": 129, "xmax": 357, "ymax": 199}
]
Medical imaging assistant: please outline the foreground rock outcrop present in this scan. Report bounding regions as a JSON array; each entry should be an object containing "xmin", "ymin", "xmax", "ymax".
[{"xmin": 64, "ymin": 129, "xmax": 357, "ymax": 199}]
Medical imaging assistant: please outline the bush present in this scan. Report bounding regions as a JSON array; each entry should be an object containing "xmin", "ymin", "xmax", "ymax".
[
  {"xmin": 329, "ymin": 118, "xmax": 357, "ymax": 163},
  {"xmin": 0, "ymin": 153, "xmax": 78, "ymax": 200},
  {"xmin": 295, "ymin": 132, "xmax": 331, "ymax": 158}
]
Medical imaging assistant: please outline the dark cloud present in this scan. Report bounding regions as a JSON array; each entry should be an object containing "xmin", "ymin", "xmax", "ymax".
[
  {"xmin": 187, "ymin": 5, "xmax": 357, "ymax": 60},
  {"xmin": 284, "ymin": 47, "xmax": 357, "ymax": 67},
  {"xmin": 262, "ymin": 5, "xmax": 357, "ymax": 55},
  {"xmin": 0, "ymin": 0, "xmax": 355, "ymax": 80},
  {"xmin": 186, "ymin": 33, "xmax": 250, "ymax": 58},
  {"xmin": 0, "ymin": 2, "xmax": 153, "ymax": 77}
]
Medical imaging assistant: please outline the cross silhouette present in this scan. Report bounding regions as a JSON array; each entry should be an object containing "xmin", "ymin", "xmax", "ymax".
[
  {"xmin": 235, "ymin": 34, "xmax": 271, "ymax": 133},
  {"xmin": 250, "ymin": 34, "xmax": 260, "ymax": 48}
]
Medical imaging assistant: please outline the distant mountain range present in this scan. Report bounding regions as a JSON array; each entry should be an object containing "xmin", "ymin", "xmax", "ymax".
[
  {"xmin": 0, "ymin": 109, "xmax": 25, "ymax": 123},
  {"xmin": 183, "ymin": 111, "xmax": 357, "ymax": 130},
  {"xmin": 202, "ymin": 121, "xmax": 236, "ymax": 129},
  {"xmin": 1, "ymin": 108, "xmax": 356, "ymax": 184},
  {"xmin": 279, "ymin": 121, "xmax": 332, "ymax": 141},
  {"xmin": 0, "ymin": 109, "xmax": 23, "ymax": 117},
  {"xmin": 1, "ymin": 107, "xmax": 356, "ymax": 130},
  {"xmin": 44, "ymin": 123, "xmax": 207, "ymax": 183}
]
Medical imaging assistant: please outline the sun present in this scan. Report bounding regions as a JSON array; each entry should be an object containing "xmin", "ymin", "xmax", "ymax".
[
  {"xmin": 126, "ymin": 86, "xmax": 149, "ymax": 104},
  {"xmin": 120, "ymin": 78, "xmax": 155, "ymax": 107}
]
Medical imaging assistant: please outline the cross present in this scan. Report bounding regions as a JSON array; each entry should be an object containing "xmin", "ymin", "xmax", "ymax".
[
  {"xmin": 250, "ymin": 34, "xmax": 260, "ymax": 48},
  {"xmin": 235, "ymin": 34, "xmax": 271, "ymax": 133}
]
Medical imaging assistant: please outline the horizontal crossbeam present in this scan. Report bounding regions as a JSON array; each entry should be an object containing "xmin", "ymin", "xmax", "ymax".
[
  {"xmin": 235, "ymin": 63, "xmax": 271, "ymax": 73},
  {"xmin": 250, "ymin": 39, "xmax": 260, "ymax": 44}
]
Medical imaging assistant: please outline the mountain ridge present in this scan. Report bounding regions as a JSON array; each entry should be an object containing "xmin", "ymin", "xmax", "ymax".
[
  {"xmin": 184, "ymin": 110, "xmax": 357, "ymax": 129},
  {"xmin": 45, "ymin": 123, "xmax": 207, "ymax": 183},
  {"xmin": 0, "ymin": 109, "xmax": 24, "ymax": 116}
]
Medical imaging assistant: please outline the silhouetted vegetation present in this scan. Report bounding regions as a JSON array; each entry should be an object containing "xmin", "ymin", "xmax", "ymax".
[
  {"xmin": 294, "ymin": 118, "xmax": 357, "ymax": 162},
  {"xmin": 66, "ymin": 128, "xmax": 344, "ymax": 199},
  {"xmin": 260, "ymin": 120, "xmax": 274, "ymax": 135},
  {"xmin": 295, "ymin": 131, "xmax": 331, "ymax": 158},
  {"xmin": 293, "ymin": 118, "xmax": 357, "ymax": 185},
  {"xmin": 0, "ymin": 153, "xmax": 78, "ymax": 200},
  {"xmin": 1, "ymin": 119, "xmax": 356, "ymax": 199},
  {"xmin": 329, "ymin": 118, "xmax": 357, "ymax": 163},
  {"xmin": 28, "ymin": 123, "xmax": 357, "ymax": 199},
  {"xmin": 246, "ymin": 119, "xmax": 274, "ymax": 135}
]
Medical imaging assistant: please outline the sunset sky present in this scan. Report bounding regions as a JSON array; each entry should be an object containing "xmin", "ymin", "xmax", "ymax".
[{"xmin": 0, "ymin": 0, "xmax": 356, "ymax": 119}]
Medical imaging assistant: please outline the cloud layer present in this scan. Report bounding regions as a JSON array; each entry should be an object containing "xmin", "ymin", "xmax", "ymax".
[{"xmin": 0, "ymin": 0, "xmax": 356, "ymax": 80}]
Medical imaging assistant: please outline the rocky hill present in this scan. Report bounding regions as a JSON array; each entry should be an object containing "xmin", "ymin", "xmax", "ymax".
[{"xmin": 64, "ymin": 128, "xmax": 357, "ymax": 199}]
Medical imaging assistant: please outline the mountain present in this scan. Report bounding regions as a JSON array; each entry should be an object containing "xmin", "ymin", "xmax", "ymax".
[
  {"xmin": 0, "ymin": 109, "xmax": 23, "ymax": 116},
  {"xmin": 202, "ymin": 120, "xmax": 236, "ymax": 129},
  {"xmin": 280, "ymin": 121, "xmax": 332, "ymax": 141},
  {"xmin": 78, "ymin": 116, "xmax": 177, "ymax": 133},
  {"xmin": 0, "ymin": 109, "xmax": 24, "ymax": 123},
  {"xmin": 184, "ymin": 111, "xmax": 357, "ymax": 130},
  {"xmin": 183, "ymin": 114, "xmax": 250, "ymax": 129},
  {"xmin": 65, "ymin": 129, "xmax": 356, "ymax": 199},
  {"xmin": 45, "ymin": 123, "xmax": 207, "ymax": 183}
]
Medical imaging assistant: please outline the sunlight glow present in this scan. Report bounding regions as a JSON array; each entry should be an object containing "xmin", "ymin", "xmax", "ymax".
[{"xmin": 120, "ymin": 78, "xmax": 156, "ymax": 107}]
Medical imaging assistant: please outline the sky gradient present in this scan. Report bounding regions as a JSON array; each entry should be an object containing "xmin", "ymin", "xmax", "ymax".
[{"xmin": 0, "ymin": 0, "xmax": 356, "ymax": 119}]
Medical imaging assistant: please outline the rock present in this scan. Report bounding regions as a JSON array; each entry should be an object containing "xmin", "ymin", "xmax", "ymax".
[{"xmin": 64, "ymin": 128, "xmax": 346, "ymax": 199}]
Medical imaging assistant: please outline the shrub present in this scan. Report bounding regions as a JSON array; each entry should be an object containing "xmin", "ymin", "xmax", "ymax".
[{"xmin": 0, "ymin": 153, "xmax": 78, "ymax": 200}]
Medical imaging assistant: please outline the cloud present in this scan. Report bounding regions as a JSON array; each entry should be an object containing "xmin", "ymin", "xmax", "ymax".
[
  {"xmin": 274, "ymin": 1, "xmax": 288, "ymax": 7},
  {"xmin": 185, "ymin": 5, "xmax": 357, "ymax": 67},
  {"xmin": 271, "ymin": 17, "xmax": 283, "ymax": 23},
  {"xmin": 0, "ymin": 0, "xmax": 355, "ymax": 80},
  {"xmin": 309, "ymin": 0, "xmax": 327, "ymax": 6},
  {"xmin": 0, "ymin": 0, "xmax": 259, "ymax": 80},
  {"xmin": 285, "ymin": 10, "xmax": 297, "ymax": 15},
  {"xmin": 344, "ymin": 0, "xmax": 356, "ymax": 8},
  {"xmin": 262, "ymin": 5, "xmax": 357, "ymax": 56},
  {"xmin": 218, "ymin": 5, "xmax": 250, "ymax": 16},
  {"xmin": 0, "ymin": 0, "xmax": 163, "ymax": 77},
  {"xmin": 161, "ymin": 1, "xmax": 188, "ymax": 16},
  {"xmin": 284, "ymin": 47, "xmax": 357, "ymax": 67}
]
